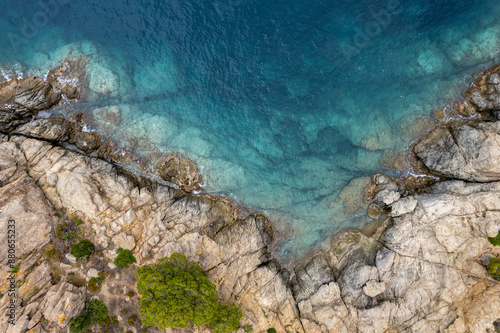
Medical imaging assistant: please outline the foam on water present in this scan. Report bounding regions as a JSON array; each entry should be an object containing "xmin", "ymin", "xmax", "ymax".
[{"xmin": 1, "ymin": 0, "xmax": 500, "ymax": 257}]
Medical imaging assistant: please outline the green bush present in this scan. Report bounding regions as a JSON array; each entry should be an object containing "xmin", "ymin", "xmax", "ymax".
[
  {"xmin": 489, "ymin": 231, "xmax": 500, "ymax": 246},
  {"xmin": 487, "ymin": 257, "xmax": 500, "ymax": 281},
  {"xmin": 76, "ymin": 219, "xmax": 84, "ymax": 226},
  {"xmin": 128, "ymin": 314, "xmax": 138, "ymax": 325},
  {"xmin": 12, "ymin": 263, "xmax": 20, "ymax": 274},
  {"xmin": 243, "ymin": 324, "xmax": 254, "ymax": 333},
  {"xmin": 70, "ymin": 299, "xmax": 108, "ymax": 333},
  {"xmin": 210, "ymin": 302, "xmax": 242, "ymax": 333},
  {"xmin": 71, "ymin": 240, "xmax": 95, "ymax": 259},
  {"xmin": 114, "ymin": 248, "xmax": 136, "ymax": 268},
  {"xmin": 267, "ymin": 329, "xmax": 277, "ymax": 333},
  {"xmin": 62, "ymin": 231, "xmax": 77, "ymax": 240},
  {"xmin": 136, "ymin": 253, "xmax": 242, "ymax": 332},
  {"xmin": 56, "ymin": 223, "xmax": 67, "ymax": 239},
  {"xmin": 88, "ymin": 272, "xmax": 106, "ymax": 293}
]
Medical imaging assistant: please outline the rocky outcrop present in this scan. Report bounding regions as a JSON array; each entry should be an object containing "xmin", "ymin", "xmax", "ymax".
[
  {"xmin": 1, "ymin": 65, "xmax": 500, "ymax": 332},
  {"xmin": 415, "ymin": 122, "xmax": 500, "ymax": 181}
]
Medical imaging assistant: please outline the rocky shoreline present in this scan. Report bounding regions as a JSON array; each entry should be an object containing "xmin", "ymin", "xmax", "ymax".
[{"xmin": 0, "ymin": 64, "xmax": 500, "ymax": 332}]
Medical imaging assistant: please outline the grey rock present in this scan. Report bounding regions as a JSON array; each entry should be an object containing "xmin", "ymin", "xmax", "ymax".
[
  {"xmin": 415, "ymin": 122, "xmax": 500, "ymax": 181},
  {"xmin": 65, "ymin": 253, "xmax": 77, "ymax": 264}
]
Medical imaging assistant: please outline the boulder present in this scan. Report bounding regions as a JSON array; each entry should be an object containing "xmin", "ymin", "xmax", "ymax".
[{"xmin": 415, "ymin": 122, "xmax": 500, "ymax": 181}]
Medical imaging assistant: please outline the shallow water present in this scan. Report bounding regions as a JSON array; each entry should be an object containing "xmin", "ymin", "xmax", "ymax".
[{"xmin": 1, "ymin": 0, "xmax": 500, "ymax": 257}]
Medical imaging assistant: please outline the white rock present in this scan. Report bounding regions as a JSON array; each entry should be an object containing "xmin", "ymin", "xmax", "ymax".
[
  {"xmin": 87, "ymin": 268, "xmax": 99, "ymax": 279},
  {"xmin": 390, "ymin": 197, "xmax": 418, "ymax": 217},
  {"xmin": 363, "ymin": 280, "xmax": 386, "ymax": 297},
  {"xmin": 375, "ymin": 189, "xmax": 401, "ymax": 205},
  {"xmin": 65, "ymin": 253, "xmax": 77, "ymax": 264},
  {"xmin": 112, "ymin": 232, "xmax": 136, "ymax": 250}
]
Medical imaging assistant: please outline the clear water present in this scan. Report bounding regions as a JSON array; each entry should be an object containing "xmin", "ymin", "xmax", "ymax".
[{"xmin": 1, "ymin": 0, "xmax": 500, "ymax": 258}]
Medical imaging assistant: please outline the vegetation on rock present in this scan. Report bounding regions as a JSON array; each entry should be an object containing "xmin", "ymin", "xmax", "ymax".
[
  {"xmin": 88, "ymin": 272, "xmax": 106, "ymax": 293},
  {"xmin": 135, "ymin": 253, "xmax": 242, "ymax": 332},
  {"xmin": 70, "ymin": 298, "xmax": 109, "ymax": 333},
  {"xmin": 70, "ymin": 240, "xmax": 95, "ymax": 259},
  {"xmin": 487, "ymin": 257, "xmax": 500, "ymax": 281},
  {"xmin": 488, "ymin": 231, "xmax": 500, "ymax": 246},
  {"xmin": 114, "ymin": 247, "xmax": 136, "ymax": 268},
  {"xmin": 11, "ymin": 263, "xmax": 20, "ymax": 273},
  {"xmin": 210, "ymin": 302, "xmax": 243, "ymax": 333},
  {"xmin": 243, "ymin": 324, "xmax": 254, "ymax": 333}
]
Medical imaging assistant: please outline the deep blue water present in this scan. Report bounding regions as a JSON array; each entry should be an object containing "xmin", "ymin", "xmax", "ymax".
[{"xmin": 1, "ymin": 0, "xmax": 500, "ymax": 258}]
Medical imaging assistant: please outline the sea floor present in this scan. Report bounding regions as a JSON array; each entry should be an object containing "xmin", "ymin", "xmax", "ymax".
[{"xmin": 1, "ymin": 0, "xmax": 500, "ymax": 257}]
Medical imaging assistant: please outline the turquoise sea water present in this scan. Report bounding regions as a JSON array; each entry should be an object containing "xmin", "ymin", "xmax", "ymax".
[{"xmin": 1, "ymin": 0, "xmax": 500, "ymax": 258}]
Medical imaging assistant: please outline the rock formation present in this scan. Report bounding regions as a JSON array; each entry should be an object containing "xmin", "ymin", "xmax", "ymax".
[{"xmin": 0, "ymin": 65, "xmax": 499, "ymax": 332}]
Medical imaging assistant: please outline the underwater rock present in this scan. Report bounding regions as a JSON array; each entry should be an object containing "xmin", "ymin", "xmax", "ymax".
[
  {"xmin": 446, "ymin": 25, "xmax": 500, "ymax": 68},
  {"xmin": 87, "ymin": 57, "xmax": 120, "ymax": 96},
  {"xmin": 92, "ymin": 105, "xmax": 122, "ymax": 125},
  {"xmin": 338, "ymin": 177, "xmax": 372, "ymax": 214}
]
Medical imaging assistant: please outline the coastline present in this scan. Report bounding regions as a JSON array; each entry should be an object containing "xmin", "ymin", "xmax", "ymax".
[{"xmin": 0, "ymin": 63, "xmax": 500, "ymax": 332}]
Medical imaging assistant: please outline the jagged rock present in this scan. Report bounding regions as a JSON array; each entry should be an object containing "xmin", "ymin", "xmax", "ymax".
[
  {"xmin": 68, "ymin": 130, "xmax": 101, "ymax": 153},
  {"xmin": 13, "ymin": 116, "xmax": 75, "ymax": 142},
  {"xmin": 112, "ymin": 232, "xmax": 136, "ymax": 251},
  {"xmin": 390, "ymin": 196, "xmax": 418, "ymax": 217},
  {"xmin": 374, "ymin": 188, "xmax": 401, "ymax": 205},
  {"xmin": 415, "ymin": 122, "xmax": 500, "ymax": 181},
  {"xmin": 362, "ymin": 280, "xmax": 386, "ymax": 298},
  {"xmin": 157, "ymin": 152, "xmax": 203, "ymax": 191},
  {"xmin": 19, "ymin": 262, "xmax": 52, "ymax": 301},
  {"xmin": 0, "ymin": 142, "xmax": 54, "ymax": 265},
  {"xmin": 338, "ymin": 263, "xmax": 379, "ymax": 309},
  {"xmin": 292, "ymin": 254, "xmax": 335, "ymax": 303},
  {"xmin": 39, "ymin": 282, "xmax": 86, "ymax": 329},
  {"xmin": 0, "ymin": 77, "xmax": 61, "ymax": 115}
]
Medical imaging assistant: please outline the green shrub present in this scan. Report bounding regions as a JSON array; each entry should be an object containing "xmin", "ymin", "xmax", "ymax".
[
  {"xmin": 70, "ymin": 240, "xmax": 95, "ymax": 259},
  {"xmin": 210, "ymin": 302, "xmax": 242, "ymax": 333},
  {"xmin": 489, "ymin": 231, "xmax": 500, "ymax": 246},
  {"xmin": 128, "ymin": 314, "xmax": 138, "ymax": 325},
  {"xmin": 114, "ymin": 248, "xmax": 136, "ymax": 268},
  {"xmin": 76, "ymin": 219, "xmax": 83, "ymax": 226},
  {"xmin": 267, "ymin": 329, "xmax": 277, "ymax": 333},
  {"xmin": 243, "ymin": 324, "xmax": 254, "ymax": 333},
  {"xmin": 127, "ymin": 290, "xmax": 135, "ymax": 297},
  {"xmin": 45, "ymin": 247, "xmax": 62, "ymax": 260},
  {"xmin": 136, "ymin": 253, "xmax": 242, "ymax": 332},
  {"xmin": 70, "ymin": 299, "xmax": 108, "ymax": 333},
  {"xmin": 88, "ymin": 272, "xmax": 106, "ymax": 293},
  {"xmin": 487, "ymin": 257, "xmax": 500, "ymax": 281},
  {"xmin": 56, "ymin": 223, "xmax": 67, "ymax": 239},
  {"xmin": 12, "ymin": 263, "xmax": 20, "ymax": 274},
  {"xmin": 62, "ymin": 231, "xmax": 77, "ymax": 240}
]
